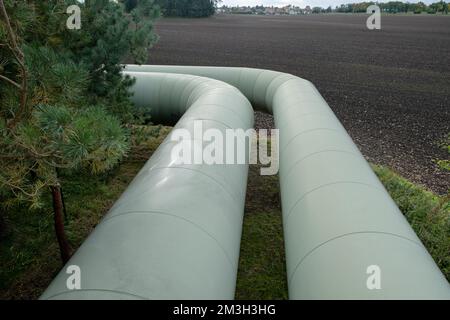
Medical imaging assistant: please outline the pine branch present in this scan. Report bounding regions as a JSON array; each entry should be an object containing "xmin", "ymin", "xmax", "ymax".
[
  {"xmin": 0, "ymin": 74, "xmax": 21, "ymax": 89},
  {"xmin": 0, "ymin": 0, "xmax": 28, "ymax": 129},
  {"xmin": 0, "ymin": 1, "xmax": 26, "ymax": 58}
]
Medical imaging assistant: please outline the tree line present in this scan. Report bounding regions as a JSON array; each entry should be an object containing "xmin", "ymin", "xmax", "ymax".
[
  {"xmin": 159, "ymin": 0, "xmax": 219, "ymax": 17},
  {"xmin": 335, "ymin": 1, "xmax": 449, "ymax": 14},
  {"xmin": 123, "ymin": 0, "xmax": 219, "ymax": 17}
]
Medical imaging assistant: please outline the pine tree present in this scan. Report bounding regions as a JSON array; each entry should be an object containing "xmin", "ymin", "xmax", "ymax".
[{"xmin": 0, "ymin": 0, "xmax": 159, "ymax": 263}]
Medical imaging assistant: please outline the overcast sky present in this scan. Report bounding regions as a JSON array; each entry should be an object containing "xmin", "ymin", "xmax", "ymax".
[{"xmin": 220, "ymin": 0, "xmax": 436, "ymax": 8}]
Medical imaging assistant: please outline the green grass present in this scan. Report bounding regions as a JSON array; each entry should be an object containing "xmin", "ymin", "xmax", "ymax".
[
  {"xmin": 235, "ymin": 164, "xmax": 450, "ymax": 299},
  {"xmin": 0, "ymin": 164, "xmax": 143, "ymax": 299},
  {"xmin": 372, "ymin": 164, "xmax": 450, "ymax": 280},
  {"xmin": 235, "ymin": 211, "xmax": 288, "ymax": 300},
  {"xmin": 235, "ymin": 162, "xmax": 287, "ymax": 300},
  {"xmin": 436, "ymin": 133, "xmax": 450, "ymax": 172},
  {"xmin": 0, "ymin": 126, "xmax": 448, "ymax": 299},
  {"xmin": 0, "ymin": 125, "xmax": 170, "ymax": 299}
]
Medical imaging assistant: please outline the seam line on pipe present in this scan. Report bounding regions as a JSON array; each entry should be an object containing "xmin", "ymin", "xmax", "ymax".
[
  {"xmin": 169, "ymin": 77, "xmax": 187, "ymax": 109},
  {"xmin": 101, "ymin": 210, "xmax": 238, "ymax": 270},
  {"xmin": 177, "ymin": 75, "xmax": 199, "ymax": 110},
  {"xmin": 118, "ymin": 166, "xmax": 242, "ymax": 207},
  {"xmin": 185, "ymin": 76, "xmax": 210, "ymax": 88},
  {"xmin": 280, "ymin": 128, "xmax": 343, "ymax": 154},
  {"xmin": 157, "ymin": 74, "xmax": 167, "ymax": 107},
  {"xmin": 275, "ymin": 91, "xmax": 320, "ymax": 107},
  {"xmin": 185, "ymin": 103, "xmax": 251, "ymax": 129},
  {"xmin": 190, "ymin": 99, "xmax": 252, "ymax": 117},
  {"xmin": 184, "ymin": 78, "xmax": 214, "ymax": 109},
  {"xmin": 251, "ymin": 69, "xmax": 266, "ymax": 102},
  {"xmin": 188, "ymin": 103, "xmax": 252, "ymax": 128},
  {"xmin": 264, "ymin": 74, "xmax": 298, "ymax": 97},
  {"xmin": 172, "ymin": 75, "xmax": 193, "ymax": 113},
  {"xmin": 163, "ymin": 74, "xmax": 179, "ymax": 106},
  {"xmin": 278, "ymin": 76, "xmax": 310, "ymax": 89},
  {"xmin": 274, "ymin": 77, "xmax": 309, "ymax": 98},
  {"xmin": 178, "ymin": 117, "xmax": 234, "ymax": 131},
  {"xmin": 186, "ymin": 77, "xmax": 211, "ymax": 109},
  {"xmin": 109, "ymin": 166, "xmax": 242, "ymax": 237},
  {"xmin": 148, "ymin": 127, "xmax": 251, "ymax": 166},
  {"xmin": 238, "ymin": 68, "xmax": 243, "ymax": 92},
  {"xmin": 151, "ymin": 166, "xmax": 242, "ymax": 203},
  {"xmin": 281, "ymin": 149, "xmax": 361, "ymax": 180},
  {"xmin": 150, "ymin": 133, "xmax": 247, "ymax": 161},
  {"xmin": 187, "ymin": 86, "xmax": 235, "ymax": 106},
  {"xmin": 43, "ymin": 288, "xmax": 148, "ymax": 300},
  {"xmin": 284, "ymin": 181, "xmax": 386, "ymax": 222},
  {"xmin": 192, "ymin": 87, "xmax": 243, "ymax": 104},
  {"xmin": 263, "ymin": 73, "xmax": 287, "ymax": 108},
  {"xmin": 288, "ymin": 231, "xmax": 423, "ymax": 283},
  {"xmin": 275, "ymin": 111, "xmax": 334, "ymax": 132}
]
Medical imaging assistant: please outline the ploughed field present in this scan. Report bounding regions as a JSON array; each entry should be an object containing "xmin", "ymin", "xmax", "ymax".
[{"xmin": 147, "ymin": 14, "xmax": 450, "ymax": 194}]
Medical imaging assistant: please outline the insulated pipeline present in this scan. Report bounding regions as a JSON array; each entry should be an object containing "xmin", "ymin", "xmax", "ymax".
[
  {"xmin": 40, "ymin": 73, "xmax": 254, "ymax": 299},
  {"xmin": 125, "ymin": 65, "xmax": 450, "ymax": 299}
]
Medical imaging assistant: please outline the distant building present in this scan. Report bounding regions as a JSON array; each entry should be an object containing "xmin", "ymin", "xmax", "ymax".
[
  {"xmin": 265, "ymin": 6, "xmax": 275, "ymax": 15},
  {"xmin": 222, "ymin": 4, "xmax": 319, "ymax": 16},
  {"xmin": 289, "ymin": 6, "xmax": 302, "ymax": 15}
]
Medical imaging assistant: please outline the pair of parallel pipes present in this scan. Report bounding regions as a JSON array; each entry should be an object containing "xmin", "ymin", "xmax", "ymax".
[{"xmin": 41, "ymin": 65, "xmax": 450, "ymax": 299}]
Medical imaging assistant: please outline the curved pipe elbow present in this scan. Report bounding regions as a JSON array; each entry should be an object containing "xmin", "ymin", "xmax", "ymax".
[
  {"xmin": 41, "ymin": 73, "xmax": 254, "ymax": 300},
  {"xmin": 125, "ymin": 65, "xmax": 450, "ymax": 299},
  {"xmin": 42, "ymin": 64, "xmax": 449, "ymax": 299}
]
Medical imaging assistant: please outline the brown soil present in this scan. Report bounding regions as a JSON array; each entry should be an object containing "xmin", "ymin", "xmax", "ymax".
[{"xmin": 147, "ymin": 14, "xmax": 450, "ymax": 194}]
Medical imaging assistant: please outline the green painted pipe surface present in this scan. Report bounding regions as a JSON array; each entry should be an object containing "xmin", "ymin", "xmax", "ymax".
[
  {"xmin": 125, "ymin": 65, "xmax": 450, "ymax": 299},
  {"xmin": 40, "ymin": 72, "xmax": 253, "ymax": 299}
]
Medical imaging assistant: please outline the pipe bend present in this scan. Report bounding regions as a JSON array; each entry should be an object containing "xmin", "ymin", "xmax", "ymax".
[
  {"xmin": 125, "ymin": 65, "xmax": 450, "ymax": 299},
  {"xmin": 41, "ymin": 72, "xmax": 254, "ymax": 300},
  {"xmin": 42, "ymin": 65, "xmax": 449, "ymax": 300}
]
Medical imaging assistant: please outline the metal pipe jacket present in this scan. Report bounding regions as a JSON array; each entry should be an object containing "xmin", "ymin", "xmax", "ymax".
[
  {"xmin": 40, "ymin": 73, "xmax": 254, "ymax": 299},
  {"xmin": 125, "ymin": 65, "xmax": 450, "ymax": 299}
]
